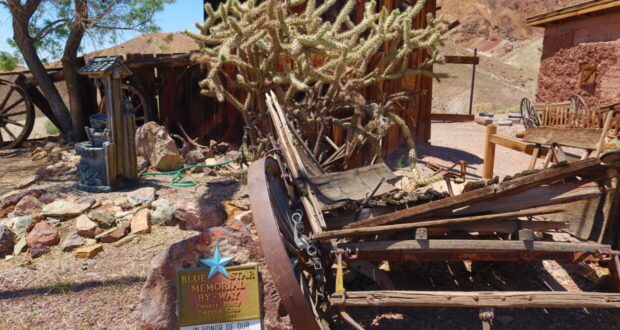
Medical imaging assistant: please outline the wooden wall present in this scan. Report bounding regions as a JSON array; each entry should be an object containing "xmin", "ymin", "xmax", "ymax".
[{"xmin": 124, "ymin": 0, "xmax": 436, "ymax": 150}]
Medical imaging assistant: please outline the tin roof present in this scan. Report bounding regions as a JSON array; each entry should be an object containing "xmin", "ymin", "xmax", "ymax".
[{"xmin": 527, "ymin": 0, "xmax": 620, "ymax": 27}]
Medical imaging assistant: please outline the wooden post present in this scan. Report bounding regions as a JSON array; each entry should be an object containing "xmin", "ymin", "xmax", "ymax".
[
  {"xmin": 468, "ymin": 48, "xmax": 478, "ymax": 115},
  {"xmin": 483, "ymin": 124, "xmax": 497, "ymax": 179}
]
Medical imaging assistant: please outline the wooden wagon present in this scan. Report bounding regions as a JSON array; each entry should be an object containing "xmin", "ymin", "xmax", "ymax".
[{"xmin": 248, "ymin": 93, "xmax": 620, "ymax": 329}]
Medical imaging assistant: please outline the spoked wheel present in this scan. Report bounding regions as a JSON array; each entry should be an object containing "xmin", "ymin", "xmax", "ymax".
[
  {"xmin": 0, "ymin": 79, "xmax": 35, "ymax": 149},
  {"xmin": 98, "ymin": 84, "xmax": 153, "ymax": 126},
  {"xmin": 521, "ymin": 97, "xmax": 540, "ymax": 129},
  {"xmin": 248, "ymin": 157, "xmax": 326, "ymax": 330}
]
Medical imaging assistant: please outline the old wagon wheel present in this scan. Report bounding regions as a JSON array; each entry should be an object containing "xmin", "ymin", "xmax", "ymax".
[
  {"xmin": 0, "ymin": 79, "xmax": 35, "ymax": 149},
  {"xmin": 570, "ymin": 94, "xmax": 589, "ymax": 113},
  {"xmin": 521, "ymin": 97, "xmax": 540, "ymax": 129},
  {"xmin": 98, "ymin": 84, "xmax": 153, "ymax": 126},
  {"xmin": 248, "ymin": 157, "xmax": 325, "ymax": 330}
]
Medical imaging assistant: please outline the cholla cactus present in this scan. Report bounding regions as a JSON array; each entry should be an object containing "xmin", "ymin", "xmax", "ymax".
[{"xmin": 185, "ymin": 0, "xmax": 447, "ymax": 182}]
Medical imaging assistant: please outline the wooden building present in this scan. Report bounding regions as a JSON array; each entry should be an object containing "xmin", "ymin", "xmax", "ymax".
[{"xmin": 527, "ymin": 0, "xmax": 620, "ymax": 108}]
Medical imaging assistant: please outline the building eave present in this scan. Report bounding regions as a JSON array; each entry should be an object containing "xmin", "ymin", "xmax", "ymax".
[{"xmin": 526, "ymin": 0, "xmax": 620, "ymax": 27}]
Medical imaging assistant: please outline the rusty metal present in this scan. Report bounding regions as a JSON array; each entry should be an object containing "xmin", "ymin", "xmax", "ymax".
[{"xmin": 248, "ymin": 157, "xmax": 321, "ymax": 330}]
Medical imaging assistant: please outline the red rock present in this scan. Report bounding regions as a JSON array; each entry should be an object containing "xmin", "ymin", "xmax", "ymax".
[
  {"xmin": 26, "ymin": 221, "xmax": 60, "ymax": 247},
  {"xmin": 8, "ymin": 195, "xmax": 42, "ymax": 217},
  {"xmin": 0, "ymin": 225, "xmax": 16, "ymax": 254},
  {"xmin": 60, "ymin": 233, "xmax": 84, "ymax": 252},
  {"xmin": 15, "ymin": 175, "xmax": 40, "ymax": 189},
  {"xmin": 30, "ymin": 244, "xmax": 51, "ymax": 258},
  {"xmin": 173, "ymin": 200, "xmax": 223, "ymax": 231},
  {"xmin": 135, "ymin": 122, "xmax": 183, "ymax": 171},
  {"xmin": 100, "ymin": 224, "xmax": 130, "ymax": 243},
  {"xmin": 139, "ymin": 225, "xmax": 289, "ymax": 329},
  {"xmin": 0, "ymin": 189, "xmax": 46, "ymax": 210},
  {"xmin": 75, "ymin": 214, "xmax": 99, "ymax": 238}
]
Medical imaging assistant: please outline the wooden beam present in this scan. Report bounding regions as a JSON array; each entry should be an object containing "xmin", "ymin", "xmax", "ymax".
[
  {"xmin": 489, "ymin": 134, "xmax": 550, "ymax": 158},
  {"xmin": 483, "ymin": 124, "xmax": 497, "ymax": 179},
  {"xmin": 331, "ymin": 291, "xmax": 620, "ymax": 308},
  {"xmin": 527, "ymin": 0, "xmax": 620, "ymax": 27},
  {"xmin": 346, "ymin": 158, "xmax": 601, "ymax": 229},
  {"xmin": 444, "ymin": 55, "xmax": 479, "ymax": 65},
  {"xmin": 430, "ymin": 113, "xmax": 475, "ymax": 122},
  {"xmin": 339, "ymin": 239, "xmax": 611, "ymax": 254},
  {"xmin": 312, "ymin": 206, "xmax": 564, "ymax": 240},
  {"xmin": 522, "ymin": 127, "xmax": 602, "ymax": 150}
]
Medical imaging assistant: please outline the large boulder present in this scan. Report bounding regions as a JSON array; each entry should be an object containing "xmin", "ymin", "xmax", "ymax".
[
  {"xmin": 135, "ymin": 122, "xmax": 183, "ymax": 171},
  {"xmin": 173, "ymin": 200, "xmax": 223, "ymax": 231},
  {"xmin": 139, "ymin": 214, "xmax": 290, "ymax": 329},
  {"xmin": 0, "ymin": 225, "xmax": 16, "ymax": 254}
]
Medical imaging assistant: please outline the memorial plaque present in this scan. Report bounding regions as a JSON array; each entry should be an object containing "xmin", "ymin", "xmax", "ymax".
[{"xmin": 177, "ymin": 264, "xmax": 261, "ymax": 329}]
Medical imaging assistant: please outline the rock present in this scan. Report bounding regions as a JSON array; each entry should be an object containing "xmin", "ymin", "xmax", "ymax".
[
  {"xmin": 13, "ymin": 237, "xmax": 27, "ymax": 255},
  {"xmin": 216, "ymin": 141, "xmax": 230, "ymax": 152},
  {"xmin": 204, "ymin": 158, "xmax": 218, "ymax": 166},
  {"xmin": 206, "ymin": 178, "xmax": 237, "ymax": 186},
  {"xmin": 26, "ymin": 221, "xmax": 60, "ymax": 247},
  {"xmin": 475, "ymin": 115, "xmax": 493, "ymax": 126},
  {"xmin": 127, "ymin": 187, "xmax": 156, "ymax": 206},
  {"xmin": 173, "ymin": 200, "xmax": 223, "ymax": 231},
  {"xmin": 75, "ymin": 243, "xmax": 103, "ymax": 259},
  {"xmin": 42, "ymin": 200, "xmax": 90, "ymax": 218},
  {"xmin": 139, "ymin": 225, "xmax": 290, "ymax": 329},
  {"xmin": 38, "ymin": 191, "xmax": 67, "ymax": 204},
  {"xmin": 15, "ymin": 175, "xmax": 40, "ymax": 190},
  {"xmin": 185, "ymin": 149, "xmax": 206, "ymax": 165},
  {"xmin": 98, "ymin": 223, "xmax": 130, "ymax": 243},
  {"xmin": 75, "ymin": 214, "xmax": 100, "ymax": 238},
  {"xmin": 131, "ymin": 209, "xmax": 151, "ymax": 234},
  {"xmin": 60, "ymin": 233, "xmax": 84, "ymax": 252},
  {"xmin": 11, "ymin": 215, "xmax": 37, "ymax": 234},
  {"xmin": 0, "ymin": 189, "xmax": 46, "ymax": 210},
  {"xmin": 478, "ymin": 112, "xmax": 494, "ymax": 118},
  {"xmin": 9, "ymin": 195, "xmax": 43, "ymax": 217},
  {"xmin": 222, "ymin": 201, "xmax": 249, "ymax": 219},
  {"xmin": 30, "ymin": 244, "xmax": 50, "ymax": 258},
  {"xmin": 135, "ymin": 122, "xmax": 183, "ymax": 171},
  {"xmin": 88, "ymin": 210, "xmax": 116, "ymax": 229},
  {"xmin": 151, "ymin": 198, "xmax": 173, "ymax": 226},
  {"xmin": 46, "ymin": 217, "xmax": 62, "ymax": 227},
  {"xmin": 34, "ymin": 161, "xmax": 74, "ymax": 179},
  {"xmin": 0, "ymin": 225, "xmax": 16, "ymax": 254}
]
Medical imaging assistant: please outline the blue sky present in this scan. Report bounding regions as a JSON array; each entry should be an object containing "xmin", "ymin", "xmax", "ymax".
[{"xmin": 0, "ymin": 0, "xmax": 203, "ymax": 59}]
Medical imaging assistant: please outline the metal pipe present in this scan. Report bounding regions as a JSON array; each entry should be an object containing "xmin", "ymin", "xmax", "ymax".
[{"xmin": 468, "ymin": 48, "xmax": 478, "ymax": 115}]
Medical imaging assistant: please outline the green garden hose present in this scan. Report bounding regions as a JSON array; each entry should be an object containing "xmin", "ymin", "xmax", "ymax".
[{"xmin": 139, "ymin": 157, "xmax": 239, "ymax": 187}]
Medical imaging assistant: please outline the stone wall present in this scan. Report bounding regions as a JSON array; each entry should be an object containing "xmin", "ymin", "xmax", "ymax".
[{"xmin": 537, "ymin": 11, "xmax": 620, "ymax": 107}]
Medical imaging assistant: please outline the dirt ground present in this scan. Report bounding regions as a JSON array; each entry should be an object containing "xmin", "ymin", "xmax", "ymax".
[{"xmin": 1, "ymin": 121, "xmax": 619, "ymax": 329}]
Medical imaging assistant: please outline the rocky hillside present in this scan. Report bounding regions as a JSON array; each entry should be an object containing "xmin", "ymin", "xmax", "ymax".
[{"xmin": 438, "ymin": 0, "xmax": 583, "ymax": 56}]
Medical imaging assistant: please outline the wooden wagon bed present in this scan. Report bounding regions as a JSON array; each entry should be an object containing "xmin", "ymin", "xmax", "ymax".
[{"xmin": 248, "ymin": 94, "xmax": 620, "ymax": 329}]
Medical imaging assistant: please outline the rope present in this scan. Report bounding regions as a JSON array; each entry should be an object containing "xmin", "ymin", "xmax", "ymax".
[{"xmin": 139, "ymin": 157, "xmax": 239, "ymax": 187}]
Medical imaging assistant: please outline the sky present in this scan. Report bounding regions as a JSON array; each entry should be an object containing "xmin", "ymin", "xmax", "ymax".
[{"xmin": 0, "ymin": 0, "xmax": 203, "ymax": 59}]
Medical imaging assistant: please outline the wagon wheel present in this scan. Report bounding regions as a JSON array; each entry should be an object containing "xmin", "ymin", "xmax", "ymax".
[
  {"xmin": 570, "ymin": 94, "xmax": 589, "ymax": 113},
  {"xmin": 521, "ymin": 97, "xmax": 540, "ymax": 129},
  {"xmin": 0, "ymin": 79, "xmax": 35, "ymax": 149},
  {"xmin": 248, "ymin": 157, "xmax": 325, "ymax": 330},
  {"xmin": 98, "ymin": 84, "xmax": 153, "ymax": 126}
]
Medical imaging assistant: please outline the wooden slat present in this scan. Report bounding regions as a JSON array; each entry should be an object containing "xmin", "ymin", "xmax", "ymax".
[
  {"xmin": 430, "ymin": 114, "xmax": 475, "ymax": 122},
  {"xmin": 523, "ymin": 127, "xmax": 602, "ymax": 150},
  {"xmin": 346, "ymin": 158, "xmax": 601, "ymax": 228},
  {"xmin": 444, "ymin": 55, "xmax": 479, "ymax": 65},
  {"xmin": 331, "ymin": 291, "xmax": 620, "ymax": 308},
  {"xmin": 312, "ymin": 206, "xmax": 564, "ymax": 240}
]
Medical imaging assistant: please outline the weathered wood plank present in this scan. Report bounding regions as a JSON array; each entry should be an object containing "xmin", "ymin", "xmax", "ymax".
[
  {"xmin": 430, "ymin": 113, "xmax": 475, "ymax": 122},
  {"xmin": 312, "ymin": 206, "xmax": 564, "ymax": 240},
  {"xmin": 523, "ymin": 127, "xmax": 602, "ymax": 149},
  {"xmin": 331, "ymin": 291, "xmax": 620, "ymax": 308},
  {"xmin": 444, "ymin": 55, "xmax": 480, "ymax": 65},
  {"xmin": 346, "ymin": 159, "xmax": 601, "ymax": 229}
]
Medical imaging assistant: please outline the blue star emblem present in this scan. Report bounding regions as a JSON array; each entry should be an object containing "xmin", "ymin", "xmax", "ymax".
[{"xmin": 200, "ymin": 247, "xmax": 234, "ymax": 279}]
